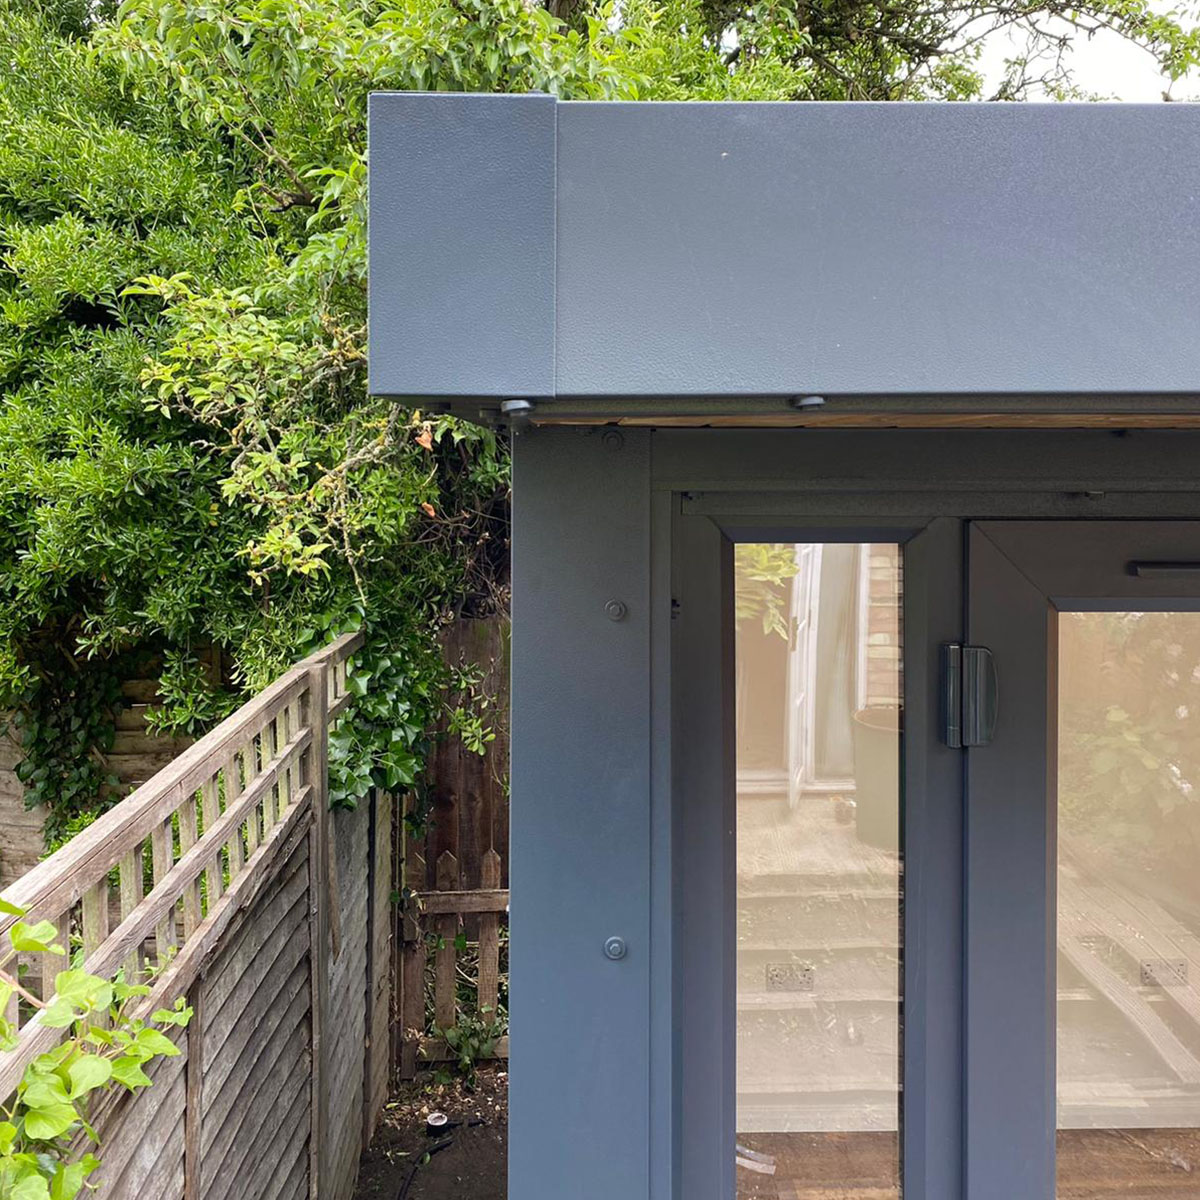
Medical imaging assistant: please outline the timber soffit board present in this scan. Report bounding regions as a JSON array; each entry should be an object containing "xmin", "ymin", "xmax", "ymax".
[{"xmin": 367, "ymin": 95, "xmax": 1200, "ymax": 418}]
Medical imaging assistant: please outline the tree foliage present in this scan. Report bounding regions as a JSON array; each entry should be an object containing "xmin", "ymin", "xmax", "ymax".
[
  {"xmin": 1, "ymin": 0, "xmax": 1197, "ymax": 843},
  {"xmin": 1060, "ymin": 613, "xmax": 1200, "ymax": 885}
]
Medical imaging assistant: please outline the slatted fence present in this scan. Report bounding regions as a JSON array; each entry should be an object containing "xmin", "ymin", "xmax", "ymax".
[
  {"xmin": 396, "ymin": 841, "xmax": 509, "ymax": 1078},
  {"xmin": 0, "ymin": 633, "xmax": 393, "ymax": 1200},
  {"xmin": 414, "ymin": 616, "xmax": 510, "ymax": 894},
  {"xmin": 0, "ymin": 648, "xmax": 223, "ymax": 888},
  {"xmin": 393, "ymin": 615, "xmax": 511, "ymax": 1080}
]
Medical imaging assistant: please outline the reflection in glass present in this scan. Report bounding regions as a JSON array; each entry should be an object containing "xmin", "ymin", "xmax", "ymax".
[
  {"xmin": 735, "ymin": 544, "xmax": 902, "ymax": 1199},
  {"xmin": 1058, "ymin": 613, "xmax": 1200, "ymax": 1197}
]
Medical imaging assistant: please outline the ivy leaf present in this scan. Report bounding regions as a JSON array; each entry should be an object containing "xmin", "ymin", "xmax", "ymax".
[
  {"xmin": 49, "ymin": 1161, "xmax": 89, "ymax": 1200},
  {"xmin": 151, "ymin": 1002, "xmax": 193, "ymax": 1027},
  {"xmin": 111, "ymin": 1056, "xmax": 153, "ymax": 1090},
  {"xmin": 51, "ymin": 971, "xmax": 111, "ymax": 1011},
  {"xmin": 39, "ymin": 999, "xmax": 78, "ymax": 1030},
  {"xmin": 132, "ymin": 1028, "xmax": 180, "ymax": 1057},
  {"xmin": 11, "ymin": 1174, "xmax": 51, "ymax": 1200},
  {"xmin": 10, "ymin": 921, "xmax": 61, "ymax": 954},
  {"xmin": 20, "ymin": 1075, "xmax": 70, "ymax": 1110},
  {"xmin": 67, "ymin": 1056, "xmax": 112, "ymax": 1100},
  {"xmin": 21, "ymin": 1099, "xmax": 79, "ymax": 1141}
]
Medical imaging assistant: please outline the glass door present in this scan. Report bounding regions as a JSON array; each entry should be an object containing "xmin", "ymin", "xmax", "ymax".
[
  {"xmin": 669, "ymin": 515, "xmax": 964, "ymax": 1200},
  {"xmin": 734, "ymin": 542, "xmax": 903, "ymax": 1199},
  {"xmin": 967, "ymin": 522, "xmax": 1200, "ymax": 1200}
]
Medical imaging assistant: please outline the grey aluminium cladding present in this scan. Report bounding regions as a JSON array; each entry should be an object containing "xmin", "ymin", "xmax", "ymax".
[{"xmin": 368, "ymin": 94, "xmax": 1200, "ymax": 411}]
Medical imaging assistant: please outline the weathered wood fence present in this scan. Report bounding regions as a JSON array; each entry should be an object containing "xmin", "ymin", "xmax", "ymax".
[
  {"xmin": 414, "ymin": 616, "xmax": 510, "ymax": 892},
  {"xmin": 395, "ymin": 839, "xmax": 509, "ymax": 1078},
  {"xmin": 391, "ymin": 615, "xmax": 511, "ymax": 1079},
  {"xmin": 0, "ymin": 660, "xmax": 207, "ymax": 887},
  {"xmin": 0, "ymin": 633, "xmax": 393, "ymax": 1199}
]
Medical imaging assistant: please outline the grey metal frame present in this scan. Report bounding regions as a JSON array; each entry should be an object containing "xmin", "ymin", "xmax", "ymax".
[
  {"xmin": 369, "ymin": 95, "xmax": 1200, "ymax": 415},
  {"xmin": 672, "ymin": 512, "xmax": 965, "ymax": 1200},
  {"xmin": 965, "ymin": 521, "xmax": 1200, "ymax": 1200},
  {"xmin": 509, "ymin": 427, "xmax": 653, "ymax": 1198},
  {"xmin": 510, "ymin": 428, "xmax": 1200, "ymax": 1200}
]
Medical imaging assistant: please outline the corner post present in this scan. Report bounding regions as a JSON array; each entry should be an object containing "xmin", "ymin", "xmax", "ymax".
[
  {"xmin": 306, "ymin": 663, "xmax": 331, "ymax": 1198},
  {"xmin": 510, "ymin": 426, "xmax": 653, "ymax": 1199}
]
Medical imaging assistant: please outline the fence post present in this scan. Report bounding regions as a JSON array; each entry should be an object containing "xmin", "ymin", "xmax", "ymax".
[
  {"xmin": 398, "ymin": 822, "xmax": 426, "ymax": 1081},
  {"xmin": 306, "ymin": 664, "xmax": 331, "ymax": 1199},
  {"xmin": 434, "ymin": 852, "xmax": 459, "ymax": 1032},
  {"xmin": 363, "ymin": 790, "xmax": 393, "ymax": 1150},
  {"xmin": 391, "ymin": 801, "xmax": 403, "ymax": 1078},
  {"xmin": 184, "ymin": 980, "xmax": 204, "ymax": 1200},
  {"xmin": 478, "ymin": 850, "xmax": 502, "ymax": 1026}
]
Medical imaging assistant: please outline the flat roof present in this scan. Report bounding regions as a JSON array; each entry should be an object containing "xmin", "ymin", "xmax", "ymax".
[{"xmin": 368, "ymin": 96, "xmax": 1200, "ymax": 422}]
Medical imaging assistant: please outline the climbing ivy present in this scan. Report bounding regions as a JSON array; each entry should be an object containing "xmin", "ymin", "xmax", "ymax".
[
  {"xmin": 0, "ymin": 902, "xmax": 191, "ymax": 1199},
  {"xmin": 3, "ymin": 0, "xmax": 1198, "ymax": 848},
  {"xmin": 5, "ymin": 670, "xmax": 123, "ymax": 852},
  {"xmin": 0, "ymin": 0, "xmax": 802, "ymax": 843}
]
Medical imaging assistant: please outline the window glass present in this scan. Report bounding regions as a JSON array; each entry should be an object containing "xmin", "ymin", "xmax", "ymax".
[{"xmin": 735, "ymin": 543, "xmax": 902, "ymax": 1199}]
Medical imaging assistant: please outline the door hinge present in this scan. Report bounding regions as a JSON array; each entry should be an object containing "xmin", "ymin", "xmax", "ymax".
[{"xmin": 940, "ymin": 643, "xmax": 998, "ymax": 748}]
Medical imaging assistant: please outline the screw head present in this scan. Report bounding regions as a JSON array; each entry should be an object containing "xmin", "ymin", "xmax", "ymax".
[
  {"xmin": 604, "ymin": 599, "xmax": 628, "ymax": 622},
  {"xmin": 604, "ymin": 936, "xmax": 627, "ymax": 961},
  {"xmin": 601, "ymin": 429, "xmax": 625, "ymax": 451},
  {"xmin": 500, "ymin": 398, "xmax": 536, "ymax": 416}
]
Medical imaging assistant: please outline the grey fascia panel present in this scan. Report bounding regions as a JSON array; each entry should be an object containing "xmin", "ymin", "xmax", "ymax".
[
  {"xmin": 368, "ymin": 96, "xmax": 1200, "ymax": 403},
  {"xmin": 367, "ymin": 92, "xmax": 555, "ymax": 398}
]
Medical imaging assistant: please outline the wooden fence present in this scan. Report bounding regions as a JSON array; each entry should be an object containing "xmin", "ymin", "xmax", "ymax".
[
  {"xmin": 392, "ymin": 615, "xmax": 511, "ymax": 1079},
  {"xmin": 0, "ymin": 632, "xmax": 393, "ymax": 1200},
  {"xmin": 0, "ymin": 648, "xmax": 226, "ymax": 888},
  {"xmin": 395, "ymin": 838, "xmax": 509, "ymax": 1079},
  {"xmin": 415, "ymin": 616, "xmax": 510, "ymax": 892}
]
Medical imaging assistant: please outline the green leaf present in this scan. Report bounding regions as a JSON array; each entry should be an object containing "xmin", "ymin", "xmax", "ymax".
[
  {"xmin": 21, "ymin": 1073, "xmax": 70, "ymax": 1109},
  {"xmin": 133, "ymin": 1028, "xmax": 180, "ymax": 1057},
  {"xmin": 12, "ymin": 1174, "xmax": 51, "ymax": 1200},
  {"xmin": 51, "ymin": 971, "xmax": 111, "ymax": 1010},
  {"xmin": 49, "ymin": 1163, "xmax": 88, "ymax": 1200},
  {"xmin": 22, "ymin": 1099, "xmax": 79, "ymax": 1141},
  {"xmin": 10, "ymin": 921, "xmax": 61, "ymax": 954},
  {"xmin": 67, "ymin": 1055, "xmax": 112, "ymax": 1099},
  {"xmin": 111, "ymin": 1056, "xmax": 153, "ymax": 1090},
  {"xmin": 39, "ymin": 998, "xmax": 77, "ymax": 1029},
  {"xmin": 151, "ymin": 1003, "xmax": 193, "ymax": 1027}
]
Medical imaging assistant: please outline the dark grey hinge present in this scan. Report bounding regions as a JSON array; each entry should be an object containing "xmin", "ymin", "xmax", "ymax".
[{"xmin": 940, "ymin": 643, "xmax": 998, "ymax": 748}]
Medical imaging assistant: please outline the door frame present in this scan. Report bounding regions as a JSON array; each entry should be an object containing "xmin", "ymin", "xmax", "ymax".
[
  {"xmin": 671, "ymin": 511, "xmax": 964, "ymax": 1200},
  {"xmin": 965, "ymin": 521, "xmax": 1200, "ymax": 1200},
  {"xmin": 656, "ymin": 430, "xmax": 1200, "ymax": 1200},
  {"xmin": 508, "ymin": 427, "xmax": 1200, "ymax": 1200}
]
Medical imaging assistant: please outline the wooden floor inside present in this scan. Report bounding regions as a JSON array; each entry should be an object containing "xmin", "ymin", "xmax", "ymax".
[
  {"xmin": 735, "ymin": 1129, "xmax": 1200, "ymax": 1198},
  {"xmin": 736, "ymin": 1131, "xmax": 898, "ymax": 1199},
  {"xmin": 1058, "ymin": 1128, "xmax": 1200, "ymax": 1197}
]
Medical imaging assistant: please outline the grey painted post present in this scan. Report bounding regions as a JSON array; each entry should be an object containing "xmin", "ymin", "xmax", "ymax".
[
  {"xmin": 900, "ymin": 518, "xmax": 966, "ymax": 1200},
  {"xmin": 510, "ymin": 427, "xmax": 653, "ymax": 1198},
  {"xmin": 671, "ymin": 513, "xmax": 736, "ymax": 1200},
  {"xmin": 965, "ymin": 526, "xmax": 1055, "ymax": 1199}
]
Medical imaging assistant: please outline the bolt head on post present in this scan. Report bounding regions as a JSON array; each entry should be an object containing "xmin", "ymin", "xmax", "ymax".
[{"xmin": 604, "ymin": 599, "xmax": 628, "ymax": 622}]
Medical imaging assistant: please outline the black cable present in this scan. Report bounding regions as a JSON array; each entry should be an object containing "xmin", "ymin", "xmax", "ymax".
[{"xmin": 395, "ymin": 1120, "xmax": 486, "ymax": 1200}]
